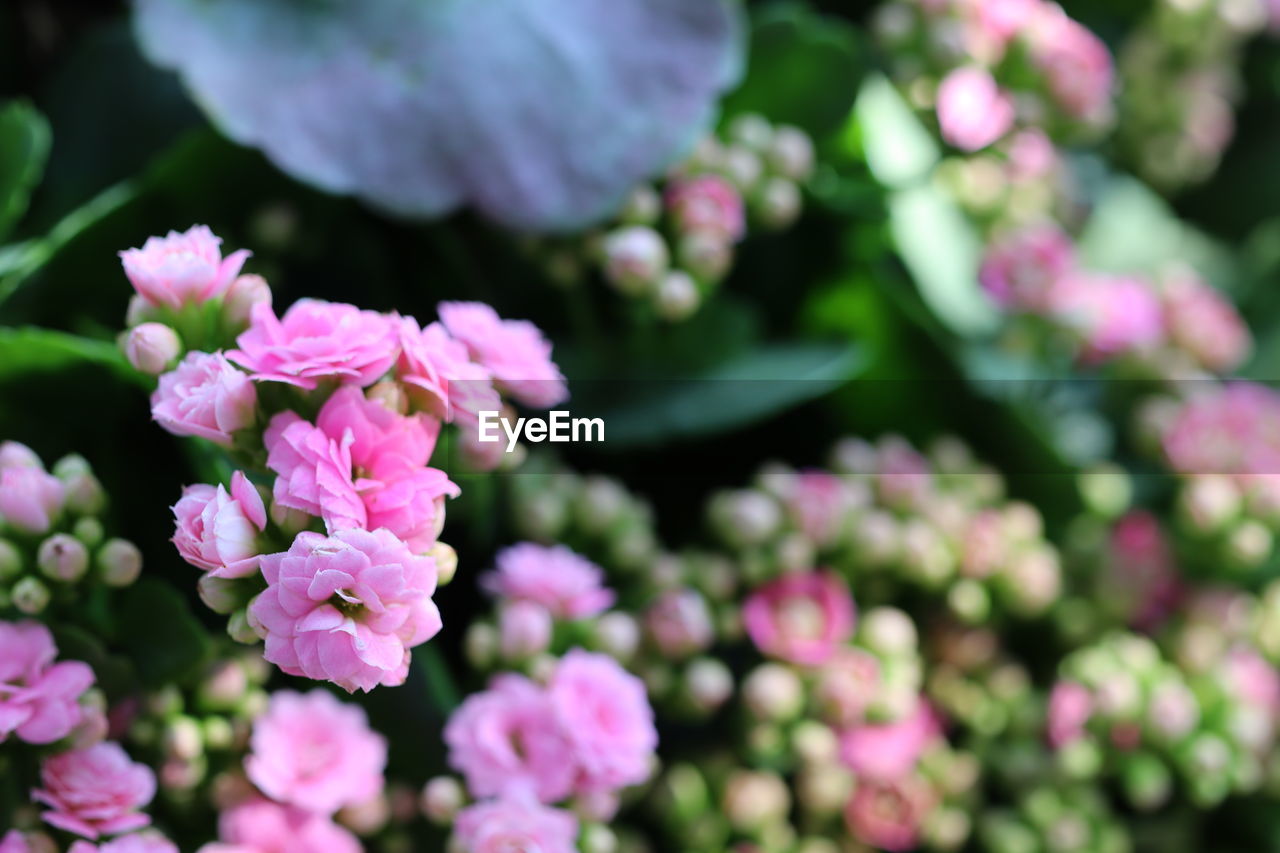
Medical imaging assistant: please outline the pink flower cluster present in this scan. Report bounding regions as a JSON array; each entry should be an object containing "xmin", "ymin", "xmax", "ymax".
[
  {"xmin": 1161, "ymin": 383, "xmax": 1280, "ymax": 477},
  {"xmin": 979, "ymin": 226, "xmax": 1250, "ymax": 371},
  {"xmin": 33, "ymin": 742, "xmax": 157, "ymax": 840},
  {"xmin": 198, "ymin": 798, "xmax": 361, "ymax": 853},
  {"xmin": 444, "ymin": 649, "xmax": 657, "ymax": 807},
  {"xmin": 125, "ymin": 226, "xmax": 569, "ymax": 692},
  {"xmin": 0, "ymin": 620, "xmax": 95, "ymax": 745},
  {"xmin": 0, "ymin": 443, "xmax": 66, "ymax": 536},
  {"xmin": 743, "ymin": 570, "xmax": 856, "ymax": 666},
  {"xmin": 482, "ymin": 542, "xmax": 615, "ymax": 620}
]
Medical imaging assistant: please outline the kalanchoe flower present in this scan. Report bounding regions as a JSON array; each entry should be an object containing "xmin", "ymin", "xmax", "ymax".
[
  {"xmin": 229, "ymin": 299, "xmax": 398, "ymax": 390},
  {"xmin": 68, "ymin": 832, "xmax": 178, "ymax": 853},
  {"xmin": 936, "ymin": 66, "xmax": 1016, "ymax": 151},
  {"xmin": 124, "ymin": 323, "xmax": 182, "ymax": 376},
  {"xmin": 1161, "ymin": 268, "xmax": 1251, "ymax": 373},
  {"xmin": 395, "ymin": 316, "xmax": 501, "ymax": 424},
  {"xmin": 844, "ymin": 777, "xmax": 933, "ymax": 853},
  {"xmin": 1046, "ymin": 681, "xmax": 1094, "ymax": 748},
  {"xmin": 444, "ymin": 673, "xmax": 575, "ymax": 803},
  {"xmin": 119, "ymin": 225, "xmax": 250, "ymax": 309},
  {"xmin": 548, "ymin": 649, "xmax": 658, "ymax": 794},
  {"xmin": 601, "ymin": 226, "xmax": 670, "ymax": 294},
  {"xmin": 665, "ymin": 174, "xmax": 746, "ymax": 243},
  {"xmin": 1050, "ymin": 272, "xmax": 1165, "ymax": 363},
  {"xmin": 0, "ymin": 833, "xmax": 26, "ymax": 853},
  {"xmin": 171, "ymin": 472, "xmax": 268, "ymax": 578},
  {"xmin": 263, "ymin": 413, "xmax": 366, "ymax": 532},
  {"xmin": 453, "ymin": 795, "xmax": 579, "ymax": 853},
  {"xmin": 0, "ymin": 465, "xmax": 65, "ymax": 535},
  {"xmin": 151, "ymin": 352, "xmax": 257, "ymax": 446},
  {"xmin": 979, "ymin": 224, "xmax": 1076, "ymax": 312},
  {"xmin": 0, "ymin": 440, "xmax": 42, "ymax": 471},
  {"xmin": 33, "ymin": 741, "xmax": 156, "ymax": 839},
  {"xmin": 245, "ymin": 689, "xmax": 387, "ymax": 815},
  {"xmin": 743, "ymin": 571, "xmax": 856, "ymax": 666},
  {"xmin": 482, "ymin": 543, "xmax": 615, "ymax": 620},
  {"xmin": 198, "ymin": 797, "xmax": 361, "ymax": 853},
  {"xmin": 645, "ymin": 589, "xmax": 715, "ymax": 658},
  {"xmin": 437, "ymin": 301, "xmax": 568, "ymax": 408},
  {"xmin": 0, "ymin": 620, "xmax": 95, "ymax": 744},
  {"xmin": 1026, "ymin": 5, "xmax": 1115, "ymax": 125},
  {"xmin": 249, "ymin": 528, "xmax": 442, "ymax": 692},
  {"xmin": 839, "ymin": 700, "xmax": 941, "ymax": 781}
]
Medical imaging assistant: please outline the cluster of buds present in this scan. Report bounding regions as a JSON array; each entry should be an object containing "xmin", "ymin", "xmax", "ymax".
[
  {"xmin": 1047, "ymin": 629, "xmax": 1279, "ymax": 809},
  {"xmin": 980, "ymin": 228, "xmax": 1251, "ymax": 373},
  {"xmin": 527, "ymin": 114, "xmax": 814, "ymax": 321},
  {"xmin": 1118, "ymin": 0, "xmax": 1277, "ymax": 190},
  {"xmin": 0, "ymin": 442, "xmax": 142, "ymax": 615},
  {"xmin": 978, "ymin": 783, "xmax": 1130, "ymax": 853},
  {"xmin": 925, "ymin": 621, "xmax": 1033, "ymax": 740},
  {"xmin": 709, "ymin": 434, "xmax": 1063, "ymax": 622},
  {"xmin": 115, "ymin": 225, "xmax": 568, "ymax": 693}
]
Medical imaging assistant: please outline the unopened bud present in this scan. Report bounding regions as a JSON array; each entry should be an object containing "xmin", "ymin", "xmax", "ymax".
[
  {"xmin": 61, "ymin": 471, "xmax": 105, "ymax": 516},
  {"xmin": 12, "ymin": 576, "xmax": 50, "ymax": 614},
  {"xmin": 227, "ymin": 609, "xmax": 259, "ymax": 644},
  {"xmin": 754, "ymin": 177, "xmax": 801, "ymax": 229},
  {"xmin": 581, "ymin": 824, "xmax": 619, "ymax": 853},
  {"xmin": 97, "ymin": 538, "xmax": 142, "ymax": 586},
  {"xmin": 619, "ymin": 185, "xmax": 662, "ymax": 225},
  {"xmin": 742, "ymin": 663, "xmax": 804, "ymax": 721},
  {"xmin": 38, "ymin": 534, "xmax": 89, "ymax": 582},
  {"xmin": 223, "ymin": 274, "xmax": 272, "ymax": 329},
  {"xmin": 711, "ymin": 490, "xmax": 781, "ymax": 547},
  {"xmin": 683, "ymin": 657, "xmax": 733, "ymax": 713},
  {"xmin": 768, "ymin": 126, "xmax": 815, "ymax": 182},
  {"xmin": 498, "ymin": 600, "xmax": 553, "ymax": 661},
  {"xmin": 1179, "ymin": 475, "xmax": 1241, "ymax": 534},
  {"xmin": 796, "ymin": 764, "xmax": 852, "ymax": 817},
  {"xmin": 860, "ymin": 606, "xmax": 918, "ymax": 656},
  {"xmin": 124, "ymin": 322, "xmax": 182, "ymax": 375},
  {"xmin": 723, "ymin": 145, "xmax": 764, "ymax": 191},
  {"xmin": 1225, "ymin": 519, "xmax": 1273, "ymax": 569},
  {"xmin": 428, "ymin": 541, "xmax": 458, "ymax": 586},
  {"xmin": 125, "ymin": 294, "xmax": 155, "ymax": 327},
  {"xmin": 198, "ymin": 574, "xmax": 243, "ymax": 615},
  {"xmin": 367, "ymin": 380, "xmax": 409, "ymax": 415},
  {"xmin": 422, "ymin": 776, "xmax": 465, "ymax": 824},
  {"xmin": 602, "ymin": 226, "xmax": 669, "ymax": 295},
  {"xmin": 677, "ymin": 232, "xmax": 733, "ymax": 284},
  {"xmin": 1123, "ymin": 752, "xmax": 1172, "ymax": 811},
  {"xmin": 1078, "ymin": 463, "xmax": 1132, "ymax": 518},
  {"xmin": 339, "ymin": 794, "xmax": 391, "ymax": 836},
  {"xmin": 575, "ymin": 477, "xmax": 629, "ymax": 533},
  {"xmin": 594, "ymin": 612, "xmax": 641, "ymax": 661},
  {"xmin": 464, "ymin": 623, "xmax": 498, "ymax": 669},
  {"xmin": 0, "ymin": 539, "xmax": 22, "ymax": 581},
  {"xmin": 72, "ymin": 517, "xmax": 104, "ymax": 548},
  {"xmin": 728, "ymin": 114, "xmax": 774, "ymax": 151},
  {"xmin": 163, "ymin": 715, "xmax": 204, "ymax": 761},
  {"xmin": 723, "ymin": 770, "xmax": 790, "ymax": 832}
]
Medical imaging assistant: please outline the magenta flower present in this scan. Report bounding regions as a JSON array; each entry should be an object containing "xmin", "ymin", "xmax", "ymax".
[
  {"xmin": 119, "ymin": 225, "xmax": 250, "ymax": 309},
  {"xmin": 395, "ymin": 316, "xmax": 500, "ymax": 424},
  {"xmin": 844, "ymin": 778, "xmax": 933, "ymax": 853},
  {"xmin": 454, "ymin": 795, "xmax": 578, "ymax": 853},
  {"xmin": 0, "ymin": 465, "xmax": 64, "ymax": 535},
  {"xmin": 444, "ymin": 673, "xmax": 575, "ymax": 803},
  {"xmin": 548, "ymin": 649, "xmax": 657, "ymax": 794},
  {"xmin": 1047, "ymin": 681, "xmax": 1094, "ymax": 748},
  {"xmin": 482, "ymin": 543, "xmax": 614, "ymax": 620},
  {"xmin": 0, "ymin": 832, "xmax": 27, "ymax": 853},
  {"xmin": 68, "ymin": 833, "xmax": 178, "ymax": 853},
  {"xmin": 171, "ymin": 472, "xmax": 268, "ymax": 578},
  {"xmin": 665, "ymin": 174, "xmax": 746, "ymax": 243},
  {"xmin": 936, "ymin": 67, "xmax": 1015, "ymax": 152},
  {"xmin": 33, "ymin": 742, "xmax": 156, "ymax": 839},
  {"xmin": 0, "ymin": 620, "xmax": 94, "ymax": 745},
  {"xmin": 245, "ymin": 689, "xmax": 387, "ymax": 815},
  {"xmin": 151, "ymin": 352, "xmax": 257, "ymax": 447},
  {"xmin": 979, "ymin": 225, "xmax": 1076, "ymax": 312},
  {"xmin": 229, "ymin": 299, "xmax": 398, "ymax": 390},
  {"xmin": 198, "ymin": 798, "xmax": 360, "ymax": 853},
  {"xmin": 743, "ymin": 570, "xmax": 856, "ymax": 666},
  {"xmin": 249, "ymin": 529, "xmax": 442, "ymax": 692},
  {"xmin": 315, "ymin": 386, "xmax": 439, "ymax": 481},
  {"xmin": 263, "ymin": 412, "xmax": 366, "ymax": 532},
  {"xmin": 437, "ymin": 302, "xmax": 568, "ymax": 408},
  {"xmin": 1050, "ymin": 272, "xmax": 1164, "ymax": 363},
  {"xmin": 839, "ymin": 700, "xmax": 941, "ymax": 781}
]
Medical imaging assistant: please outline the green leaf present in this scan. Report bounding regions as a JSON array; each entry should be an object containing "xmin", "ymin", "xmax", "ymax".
[
  {"xmin": 853, "ymin": 74, "xmax": 938, "ymax": 189},
  {"xmin": 0, "ymin": 327, "xmax": 139, "ymax": 385},
  {"xmin": 113, "ymin": 579, "xmax": 214, "ymax": 688},
  {"xmin": 0, "ymin": 100, "xmax": 51, "ymax": 241},
  {"xmin": 588, "ymin": 341, "xmax": 865, "ymax": 448},
  {"xmin": 721, "ymin": 2, "xmax": 864, "ymax": 137}
]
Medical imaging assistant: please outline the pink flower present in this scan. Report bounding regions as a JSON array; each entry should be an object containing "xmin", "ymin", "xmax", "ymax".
[
  {"xmin": 151, "ymin": 352, "xmax": 257, "ymax": 446},
  {"xmin": 0, "ymin": 466, "xmax": 64, "ymax": 535},
  {"xmin": 844, "ymin": 778, "xmax": 933, "ymax": 852},
  {"xmin": 454, "ymin": 795, "xmax": 579, "ymax": 853},
  {"xmin": 245, "ymin": 689, "xmax": 386, "ymax": 815},
  {"xmin": 482, "ymin": 543, "xmax": 614, "ymax": 620},
  {"xmin": 0, "ymin": 832, "xmax": 27, "ymax": 853},
  {"xmin": 1224, "ymin": 647, "xmax": 1280, "ymax": 711},
  {"xmin": 437, "ymin": 302, "xmax": 568, "ymax": 408},
  {"xmin": 249, "ymin": 528, "xmax": 442, "ymax": 692},
  {"xmin": 33, "ymin": 742, "xmax": 155, "ymax": 839},
  {"xmin": 1050, "ymin": 273, "xmax": 1165, "ymax": 363},
  {"xmin": 548, "ymin": 649, "xmax": 657, "ymax": 794},
  {"xmin": 171, "ymin": 472, "xmax": 268, "ymax": 578},
  {"xmin": 743, "ymin": 571, "xmax": 856, "ymax": 666},
  {"xmin": 936, "ymin": 67, "xmax": 1015, "ymax": 151},
  {"xmin": 815, "ymin": 647, "xmax": 882, "ymax": 727},
  {"xmin": 316, "ymin": 387, "xmax": 439, "ymax": 481},
  {"xmin": 360, "ymin": 467, "xmax": 458, "ymax": 554},
  {"xmin": 1104, "ymin": 512, "xmax": 1182, "ymax": 631},
  {"xmin": 229, "ymin": 299, "xmax": 398, "ymax": 390},
  {"xmin": 979, "ymin": 225, "xmax": 1076, "ymax": 312},
  {"xmin": 1027, "ymin": 7, "xmax": 1114, "ymax": 123},
  {"xmin": 1047, "ymin": 681, "xmax": 1093, "ymax": 748},
  {"xmin": 665, "ymin": 175, "xmax": 746, "ymax": 242},
  {"xmin": 198, "ymin": 798, "xmax": 360, "ymax": 853},
  {"xmin": 971, "ymin": 0, "xmax": 1040, "ymax": 42},
  {"xmin": 784, "ymin": 471, "xmax": 857, "ymax": 546},
  {"xmin": 68, "ymin": 833, "xmax": 178, "ymax": 853},
  {"xmin": 395, "ymin": 316, "xmax": 501, "ymax": 424},
  {"xmin": 263, "ymin": 412, "xmax": 365, "ymax": 531},
  {"xmin": 0, "ymin": 441, "xmax": 42, "ymax": 471},
  {"xmin": 444, "ymin": 673, "xmax": 575, "ymax": 803},
  {"xmin": 119, "ymin": 225, "xmax": 250, "ymax": 309},
  {"xmin": 645, "ymin": 589, "xmax": 714, "ymax": 658},
  {"xmin": 839, "ymin": 701, "xmax": 941, "ymax": 781},
  {"xmin": 1005, "ymin": 129, "xmax": 1058, "ymax": 181},
  {"xmin": 1162, "ymin": 270, "xmax": 1251, "ymax": 373},
  {"xmin": 0, "ymin": 620, "xmax": 95, "ymax": 745}
]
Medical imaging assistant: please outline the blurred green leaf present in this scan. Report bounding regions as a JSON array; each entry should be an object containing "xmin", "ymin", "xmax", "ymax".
[
  {"xmin": 114, "ymin": 578, "xmax": 213, "ymax": 688},
  {"xmin": 0, "ymin": 327, "xmax": 137, "ymax": 384},
  {"xmin": 720, "ymin": 2, "xmax": 864, "ymax": 136},
  {"xmin": 853, "ymin": 75, "xmax": 938, "ymax": 189},
  {"xmin": 0, "ymin": 100, "xmax": 51, "ymax": 241}
]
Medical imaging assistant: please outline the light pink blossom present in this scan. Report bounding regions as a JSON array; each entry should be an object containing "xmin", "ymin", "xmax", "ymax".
[
  {"xmin": 743, "ymin": 571, "xmax": 856, "ymax": 666},
  {"xmin": 665, "ymin": 175, "xmax": 746, "ymax": 243},
  {"xmin": 245, "ymin": 689, "xmax": 387, "ymax": 815},
  {"xmin": 315, "ymin": 387, "xmax": 439, "ymax": 481},
  {"xmin": 454, "ymin": 795, "xmax": 579, "ymax": 853},
  {"xmin": 936, "ymin": 67, "xmax": 1015, "ymax": 151},
  {"xmin": 444, "ymin": 673, "xmax": 575, "ymax": 803},
  {"xmin": 548, "ymin": 649, "xmax": 658, "ymax": 794},
  {"xmin": 119, "ymin": 225, "xmax": 250, "ymax": 309},
  {"xmin": 68, "ymin": 832, "xmax": 178, "ymax": 853},
  {"xmin": 229, "ymin": 299, "xmax": 398, "ymax": 390},
  {"xmin": 360, "ymin": 467, "xmax": 458, "ymax": 554},
  {"xmin": 1162, "ymin": 383, "xmax": 1280, "ymax": 476},
  {"xmin": 151, "ymin": 352, "xmax": 257, "ymax": 446},
  {"xmin": 438, "ymin": 302, "xmax": 568, "ymax": 408},
  {"xmin": 263, "ymin": 412, "xmax": 365, "ymax": 532},
  {"xmin": 979, "ymin": 225, "xmax": 1076, "ymax": 311},
  {"xmin": 0, "ymin": 466, "xmax": 64, "ymax": 535},
  {"xmin": 844, "ymin": 778, "xmax": 934, "ymax": 852},
  {"xmin": 33, "ymin": 742, "xmax": 155, "ymax": 839},
  {"xmin": 644, "ymin": 589, "xmax": 714, "ymax": 658},
  {"xmin": 0, "ymin": 441, "xmax": 42, "ymax": 471},
  {"xmin": 395, "ymin": 316, "xmax": 500, "ymax": 424},
  {"xmin": 1027, "ymin": 7, "xmax": 1114, "ymax": 124},
  {"xmin": 839, "ymin": 701, "xmax": 941, "ymax": 781},
  {"xmin": 1050, "ymin": 273, "xmax": 1165, "ymax": 363},
  {"xmin": 0, "ymin": 832, "xmax": 27, "ymax": 853},
  {"xmin": 198, "ymin": 798, "xmax": 360, "ymax": 853},
  {"xmin": 1162, "ymin": 269, "xmax": 1251, "ymax": 373},
  {"xmin": 970, "ymin": 0, "xmax": 1040, "ymax": 42},
  {"xmin": 785, "ymin": 470, "xmax": 857, "ymax": 546},
  {"xmin": 814, "ymin": 647, "xmax": 882, "ymax": 727},
  {"xmin": 249, "ymin": 529, "xmax": 441, "ymax": 692},
  {"xmin": 0, "ymin": 620, "xmax": 95, "ymax": 745},
  {"xmin": 1047, "ymin": 681, "xmax": 1094, "ymax": 748},
  {"xmin": 171, "ymin": 472, "xmax": 268, "ymax": 578},
  {"xmin": 483, "ymin": 543, "xmax": 614, "ymax": 620}
]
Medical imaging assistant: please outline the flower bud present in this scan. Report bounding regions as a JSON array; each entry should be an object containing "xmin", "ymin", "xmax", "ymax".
[
  {"xmin": 1122, "ymin": 752, "xmax": 1172, "ymax": 811},
  {"xmin": 654, "ymin": 270, "xmax": 701, "ymax": 322},
  {"xmin": 594, "ymin": 612, "xmax": 641, "ymax": 661},
  {"xmin": 711, "ymin": 490, "xmax": 781, "ymax": 547},
  {"xmin": 163, "ymin": 715, "xmax": 205, "ymax": 761},
  {"xmin": 1179, "ymin": 475, "xmax": 1241, "ymax": 535},
  {"xmin": 677, "ymin": 232, "xmax": 733, "ymax": 284},
  {"xmin": 742, "ymin": 663, "xmax": 804, "ymax": 721},
  {"xmin": 574, "ymin": 476, "xmax": 629, "ymax": 533},
  {"xmin": 619, "ymin": 185, "xmax": 662, "ymax": 225},
  {"xmin": 683, "ymin": 657, "xmax": 733, "ymax": 713},
  {"xmin": 60, "ymin": 471, "xmax": 106, "ymax": 517},
  {"xmin": 646, "ymin": 589, "xmax": 714, "ymax": 658},
  {"xmin": 270, "ymin": 500, "xmax": 313, "ymax": 536},
  {"xmin": 72, "ymin": 517, "xmax": 104, "ymax": 548},
  {"xmin": 124, "ymin": 322, "xmax": 182, "ymax": 375},
  {"xmin": 464, "ymin": 623, "xmax": 498, "ymax": 669},
  {"xmin": 0, "ymin": 539, "xmax": 22, "ymax": 581},
  {"xmin": 723, "ymin": 145, "xmax": 764, "ymax": 191},
  {"xmin": 1078, "ymin": 463, "xmax": 1132, "ymax": 519},
  {"xmin": 367, "ymin": 380, "xmax": 410, "ymax": 415},
  {"xmin": 37, "ymin": 533, "xmax": 89, "ymax": 582},
  {"xmin": 723, "ymin": 770, "xmax": 790, "ymax": 832},
  {"xmin": 12, "ymin": 576, "xmax": 51, "ymax": 614},
  {"xmin": 796, "ymin": 764, "xmax": 852, "ymax": 818},
  {"xmin": 602, "ymin": 226, "xmax": 669, "ymax": 294},
  {"xmin": 197, "ymin": 574, "xmax": 243, "ymax": 615},
  {"xmin": 498, "ymin": 600, "xmax": 553, "ymax": 661},
  {"xmin": 339, "ymin": 794, "xmax": 391, "ymax": 836},
  {"xmin": 422, "ymin": 776, "xmax": 465, "ymax": 825},
  {"xmin": 581, "ymin": 824, "xmax": 619, "ymax": 853},
  {"xmin": 728, "ymin": 113, "xmax": 774, "ymax": 151},
  {"xmin": 97, "ymin": 538, "xmax": 142, "ymax": 586},
  {"xmin": 754, "ymin": 177, "xmax": 802, "ymax": 229},
  {"xmin": 125, "ymin": 294, "xmax": 155, "ymax": 327},
  {"xmin": 860, "ymin": 606, "xmax": 918, "ymax": 657},
  {"xmin": 947, "ymin": 578, "xmax": 991, "ymax": 624},
  {"xmin": 1225, "ymin": 519, "xmax": 1273, "ymax": 569},
  {"xmin": 768, "ymin": 126, "xmax": 815, "ymax": 182},
  {"xmin": 199, "ymin": 660, "xmax": 249, "ymax": 710},
  {"xmin": 222, "ymin": 274, "xmax": 272, "ymax": 330},
  {"xmin": 226, "ymin": 609, "xmax": 259, "ymax": 644},
  {"xmin": 428, "ymin": 541, "xmax": 458, "ymax": 586}
]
